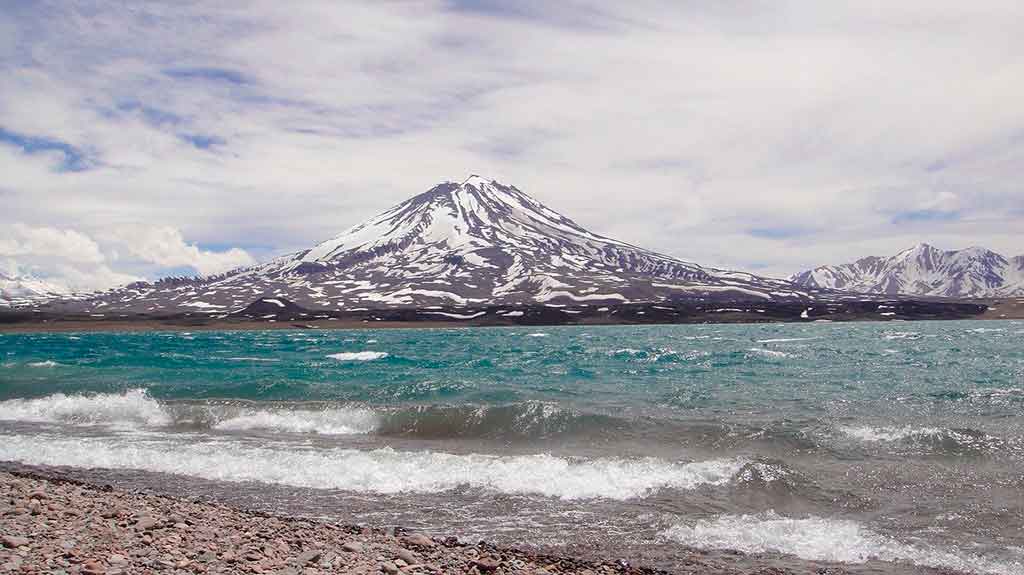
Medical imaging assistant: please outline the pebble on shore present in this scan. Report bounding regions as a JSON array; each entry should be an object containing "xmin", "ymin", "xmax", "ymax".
[{"xmin": 0, "ymin": 471, "xmax": 684, "ymax": 575}]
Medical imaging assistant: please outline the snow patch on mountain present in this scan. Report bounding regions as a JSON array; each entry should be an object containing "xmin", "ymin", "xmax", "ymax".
[
  {"xmin": 790, "ymin": 244, "xmax": 1024, "ymax": 297},
  {"xmin": 0, "ymin": 271, "xmax": 68, "ymax": 307}
]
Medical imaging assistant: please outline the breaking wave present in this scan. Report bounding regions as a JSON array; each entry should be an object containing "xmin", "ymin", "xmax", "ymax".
[
  {"xmin": 327, "ymin": 351, "xmax": 389, "ymax": 361},
  {"xmin": 213, "ymin": 407, "xmax": 379, "ymax": 435},
  {"xmin": 663, "ymin": 512, "xmax": 1020, "ymax": 575},
  {"xmin": 0, "ymin": 391, "xmax": 627, "ymax": 439},
  {"xmin": 0, "ymin": 433, "xmax": 747, "ymax": 500},
  {"xmin": 746, "ymin": 348, "xmax": 791, "ymax": 359},
  {"xmin": 0, "ymin": 389, "xmax": 170, "ymax": 427},
  {"xmin": 376, "ymin": 402, "xmax": 628, "ymax": 440},
  {"xmin": 838, "ymin": 425, "xmax": 1013, "ymax": 453},
  {"xmin": 608, "ymin": 348, "xmax": 694, "ymax": 363},
  {"xmin": 0, "ymin": 390, "xmax": 377, "ymax": 435}
]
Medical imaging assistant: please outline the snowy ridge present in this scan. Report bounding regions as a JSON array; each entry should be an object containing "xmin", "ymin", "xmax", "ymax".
[
  {"xmin": 29, "ymin": 176, "xmax": 821, "ymax": 313},
  {"xmin": 0, "ymin": 271, "xmax": 68, "ymax": 307},
  {"xmin": 790, "ymin": 243, "xmax": 1024, "ymax": 298}
]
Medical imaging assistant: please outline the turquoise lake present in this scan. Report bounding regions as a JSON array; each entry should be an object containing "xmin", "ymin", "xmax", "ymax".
[{"xmin": 1, "ymin": 320, "xmax": 1022, "ymax": 574}]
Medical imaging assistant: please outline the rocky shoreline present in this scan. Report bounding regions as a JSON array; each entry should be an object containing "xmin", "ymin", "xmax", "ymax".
[
  {"xmin": 0, "ymin": 296, "xmax": 1009, "ymax": 334},
  {"xmin": 0, "ymin": 470, "xmax": 700, "ymax": 575}
]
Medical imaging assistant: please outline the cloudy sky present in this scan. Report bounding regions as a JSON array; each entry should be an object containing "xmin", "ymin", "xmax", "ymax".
[{"xmin": 2, "ymin": 0, "xmax": 1022, "ymax": 290}]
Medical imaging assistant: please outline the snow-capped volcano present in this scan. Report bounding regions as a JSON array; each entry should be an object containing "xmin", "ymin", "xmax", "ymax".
[
  {"xmin": 790, "ymin": 243, "xmax": 1024, "ymax": 297},
  {"xmin": 34, "ymin": 176, "xmax": 817, "ymax": 314}
]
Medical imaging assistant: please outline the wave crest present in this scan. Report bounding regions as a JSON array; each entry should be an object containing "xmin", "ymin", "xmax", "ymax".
[
  {"xmin": 213, "ymin": 407, "xmax": 379, "ymax": 435},
  {"xmin": 663, "ymin": 512, "xmax": 1020, "ymax": 575},
  {"xmin": 0, "ymin": 389, "xmax": 170, "ymax": 428},
  {"xmin": 0, "ymin": 433, "xmax": 746, "ymax": 500},
  {"xmin": 839, "ymin": 425, "xmax": 1012, "ymax": 453},
  {"xmin": 327, "ymin": 351, "xmax": 389, "ymax": 361},
  {"xmin": 377, "ymin": 402, "xmax": 625, "ymax": 440}
]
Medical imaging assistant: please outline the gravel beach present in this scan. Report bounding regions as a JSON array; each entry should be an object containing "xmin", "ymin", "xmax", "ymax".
[{"xmin": 0, "ymin": 470, "xmax": 701, "ymax": 575}]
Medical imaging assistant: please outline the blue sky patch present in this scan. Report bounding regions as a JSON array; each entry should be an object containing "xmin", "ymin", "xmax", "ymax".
[
  {"xmin": 179, "ymin": 133, "xmax": 225, "ymax": 150},
  {"xmin": 747, "ymin": 226, "xmax": 809, "ymax": 240},
  {"xmin": 891, "ymin": 210, "xmax": 961, "ymax": 224},
  {"xmin": 0, "ymin": 126, "xmax": 92, "ymax": 172},
  {"xmin": 163, "ymin": 67, "xmax": 250, "ymax": 85}
]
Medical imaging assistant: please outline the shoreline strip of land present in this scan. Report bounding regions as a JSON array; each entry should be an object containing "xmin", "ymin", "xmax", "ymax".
[{"xmin": 1, "ymin": 468, "xmax": 687, "ymax": 575}]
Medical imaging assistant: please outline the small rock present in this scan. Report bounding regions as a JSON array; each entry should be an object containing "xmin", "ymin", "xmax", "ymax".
[
  {"xmin": 108, "ymin": 554, "xmax": 128, "ymax": 565},
  {"xmin": 342, "ymin": 541, "xmax": 364, "ymax": 553},
  {"xmin": 472, "ymin": 557, "xmax": 501, "ymax": 572},
  {"xmin": 381, "ymin": 562, "xmax": 400, "ymax": 574},
  {"xmin": 296, "ymin": 549, "xmax": 322, "ymax": 565},
  {"xmin": 396, "ymin": 549, "xmax": 417, "ymax": 565},
  {"xmin": 1, "ymin": 535, "xmax": 29, "ymax": 548},
  {"xmin": 28, "ymin": 489, "xmax": 48, "ymax": 500},
  {"xmin": 173, "ymin": 522, "xmax": 189, "ymax": 530},
  {"xmin": 394, "ymin": 558, "xmax": 408, "ymax": 568},
  {"xmin": 402, "ymin": 534, "xmax": 435, "ymax": 548},
  {"xmin": 197, "ymin": 551, "xmax": 217, "ymax": 563},
  {"xmin": 134, "ymin": 517, "xmax": 158, "ymax": 531},
  {"xmin": 81, "ymin": 559, "xmax": 105, "ymax": 575}
]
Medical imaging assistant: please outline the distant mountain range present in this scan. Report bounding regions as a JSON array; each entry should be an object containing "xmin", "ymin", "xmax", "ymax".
[
  {"xmin": 0, "ymin": 271, "xmax": 67, "ymax": 307},
  {"xmin": 32, "ymin": 176, "xmax": 821, "ymax": 315},
  {"xmin": 790, "ymin": 244, "xmax": 1024, "ymax": 298}
]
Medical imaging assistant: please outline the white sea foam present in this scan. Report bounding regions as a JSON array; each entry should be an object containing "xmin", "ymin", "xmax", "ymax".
[
  {"xmin": 883, "ymin": 331, "xmax": 920, "ymax": 340},
  {"xmin": 526, "ymin": 333, "xmax": 548, "ymax": 337},
  {"xmin": 0, "ymin": 389, "xmax": 170, "ymax": 427},
  {"xmin": 0, "ymin": 433, "xmax": 746, "ymax": 500},
  {"xmin": 327, "ymin": 351, "xmax": 389, "ymax": 361},
  {"xmin": 612, "ymin": 348, "xmax": 643, "ymax": 355},
  {"xmin": 839, "ymin": 425, "xmax": 944, "ymax": 442},
  {"xmin": 213, "ymin": 407, "xmax": 379, "ymax": 435},
  {"xmin": 663, "ymin": 512, "xmax": 1020, "ymax": 575},
  {"xmin": 755, "ymin": 337, "xmax": 816, "ymax": 343},
  {"xmin": 224, "ymin": 357, "xmax": 281, "ymax": 362},
  {"xmin": 27, "ymin": 360, "xmax": 59, "ymax": 367},
  {"xmin": 747, "ymin": 348, "xmax": 791, "ymax": 358}
]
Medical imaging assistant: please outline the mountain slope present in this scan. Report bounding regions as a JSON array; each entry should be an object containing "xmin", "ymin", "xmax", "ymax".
[
  {"xmin": 0, "ymin": 271, "xmax": 67, "ymax": 307},
  {"xmin": 35, "ymin": 176, "xmax": 818, "ymax": 314},
  {"xmin": 790, "ymin": 244, "xmax": 1024, "ymax": 297}
]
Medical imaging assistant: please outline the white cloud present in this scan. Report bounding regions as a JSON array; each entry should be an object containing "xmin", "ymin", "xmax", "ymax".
[
  {"xmin": 0, "ymin": 223, "xmax": 104, "ymax": 264},
  {"xmin": 0, "ymin": 223, "xmax": 253, "ymax": 291},
  {"xmin": 0, "ymin": 0, "xmax": 1021, "ymax": 280},
  {"xmin": 114, "ymin": 226, "xmax": 255, "ymax": 277}
]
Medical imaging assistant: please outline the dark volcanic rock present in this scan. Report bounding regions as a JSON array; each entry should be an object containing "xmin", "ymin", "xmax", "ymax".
[{"xmin": 230, "ymin": 297, "xmax": 311, "ymax": 320}]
